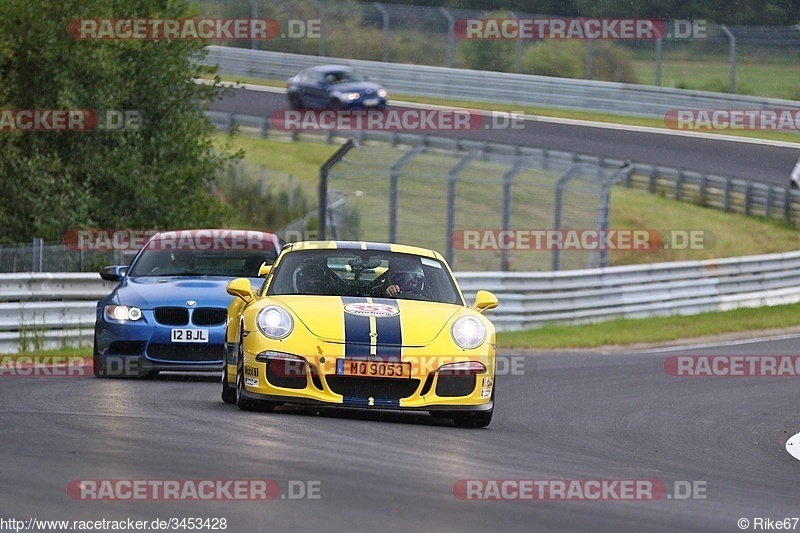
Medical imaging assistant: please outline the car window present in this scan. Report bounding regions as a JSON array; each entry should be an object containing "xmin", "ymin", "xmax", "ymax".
[
  {"xmin": 326, "ymin": 70, "xmax": 368, "ymax": 84},
  {"xmin": 128, "ymin": 248, "xmax": 278, "ymax": 278},
  {"xmin": 266, "ymin": 249, "xmax": 462, "ymax": 305}
]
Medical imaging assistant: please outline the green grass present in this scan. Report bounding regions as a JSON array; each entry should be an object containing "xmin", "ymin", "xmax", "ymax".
[
  {"xmin": 632, "ymin": 59, "xmax": 800, "ymax": 101},
  {"xmin": 2, "ymin": 347, "xmax": 90, "ymax": 358},
  {"xmin": 496, "ymin": 301, "xmax": 800, "ymax": 349}
]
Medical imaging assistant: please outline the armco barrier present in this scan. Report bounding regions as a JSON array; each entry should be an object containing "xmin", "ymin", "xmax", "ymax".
[
  {"xmin": 3, "ymin": 250, "xmax": 800, "ymax": 352},
  {"xmin": 0, "ymin": 273, "xmax": 116, "ymax": 354},
  {"xmin": 201, "ymin": 46, "xmax": 800, "ymax": 120}
]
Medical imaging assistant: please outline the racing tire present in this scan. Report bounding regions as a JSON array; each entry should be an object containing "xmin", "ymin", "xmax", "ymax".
[
  {"xmin": 235, "ymin": 335, "xmax": 277, "ymax": 413},
  {"xmin": 450, "ymin": 389, "xmax": 494, "ymax": 429},
  {"xmin": 221, "ymin": 360, "xmax": 237, "ymax": 404},
  {"xmin": 331, "ymin": 99, "xmax": 344, "ymax": 110},
  {"xmin": 92, "ymin": 333, "xmax": 106, "ymax": 378},
  {"xmin": 288, "ymin": 93, "xmax": 303, "ymax": 110}
]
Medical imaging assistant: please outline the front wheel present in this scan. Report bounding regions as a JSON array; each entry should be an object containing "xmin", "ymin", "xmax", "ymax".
[{"xmin": 221, "ymin": 361, "xmax": 236, "ymax": 404}]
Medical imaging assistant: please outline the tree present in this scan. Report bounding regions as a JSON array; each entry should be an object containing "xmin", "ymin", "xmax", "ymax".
[{"xmin": 0, "ymin": 0, "xmax": 237, "ymax": 243}]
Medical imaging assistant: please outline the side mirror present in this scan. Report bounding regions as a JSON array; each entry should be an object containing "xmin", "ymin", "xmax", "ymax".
[
  {"xmin": 473, "ymin": 290, "xmax": 498, "ymax": 313},
  {"xmin": 258, "ymin": 263, "xmax": 272, "ymax": 277},
  {"xmin": 100, "ymin": 265, "xmax": 128, "ymax": 281},
  {"xmin": 227, "ymin": 278, "xmax": 254, "ymax": 303}
]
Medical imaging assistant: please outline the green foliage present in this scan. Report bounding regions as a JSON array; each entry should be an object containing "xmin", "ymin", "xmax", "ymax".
[
  {"xmin": 0, "ymin": 0, "xmax": 239, "ymax": 243},
  {"xmin": 460, "ymin": 40, "xmax": 516, "ymax": 72},
  {"xmin": 521, "ymin": 41, "xmax": 638, "ymax": 83}
]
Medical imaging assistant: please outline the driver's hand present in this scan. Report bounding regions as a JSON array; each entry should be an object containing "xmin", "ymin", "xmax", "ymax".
[{"xmin": 384, "ymin": 284, "xmax": 401, "ymax": 297}]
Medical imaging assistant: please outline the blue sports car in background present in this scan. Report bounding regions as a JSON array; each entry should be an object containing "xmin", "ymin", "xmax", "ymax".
[
  {"xmin": 93, "ymin": 229, "xmax": 281, "ymax": 378},
  {"xmin": 287, "ymin": 65, "xmax": 388, "ymax": 110}
]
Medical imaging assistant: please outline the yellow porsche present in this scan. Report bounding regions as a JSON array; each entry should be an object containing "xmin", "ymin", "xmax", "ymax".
[{"xmin": 221, "ymin": 240, "xmax": 499, "ymax": 428}]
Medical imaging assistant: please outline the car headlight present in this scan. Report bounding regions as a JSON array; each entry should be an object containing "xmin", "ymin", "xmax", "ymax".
[
  {"xmin": 451, "ymin": 316, "xmax": 485, "ymax": 349},
  {"xmin": 104, "ymin": 305, "xmax": 142, "ymax": 322},
  {"xmin": 346, "ymin": 92, "xmax": 360, "ymax": 101},
  {"xmin": 377, "ymin": 89, "xmax": 387, "ymax": 98},
  {"xmin": 256, "ymin": 306, "xmax": 293, "ymax": 339}
]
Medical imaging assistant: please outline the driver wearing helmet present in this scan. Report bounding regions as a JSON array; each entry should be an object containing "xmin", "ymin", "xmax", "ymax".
[
  {"xmin": 384, "ymin": 260, "xmax": 424, "ymax": 297},
  {"xmin": 295, "ymin": 260, "xmax": 329, "ymax": 295}
]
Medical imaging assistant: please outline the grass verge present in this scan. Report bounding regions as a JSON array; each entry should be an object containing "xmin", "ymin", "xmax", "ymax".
[{"xmin": 496, "ymin": 302, "xmax": 800, "ymax": 349}]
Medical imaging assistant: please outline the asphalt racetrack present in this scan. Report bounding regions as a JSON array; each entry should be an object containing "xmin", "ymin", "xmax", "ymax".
[
  {"xmin": 210, "ymin": 86, "xmax": 800, "ymax": 187},
  {"xmin": 3, "ymin": 335, "xmax": 800, "ymax": 532}
]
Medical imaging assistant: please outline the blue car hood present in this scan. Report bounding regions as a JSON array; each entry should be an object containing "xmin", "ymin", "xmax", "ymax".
[
  {"xmin": 332, "ymin": 82, "xmax": 384, "ymax": 94},
  {"xmin": 109, "ymin": 277, "xmax": 256, "ymax": 309}
]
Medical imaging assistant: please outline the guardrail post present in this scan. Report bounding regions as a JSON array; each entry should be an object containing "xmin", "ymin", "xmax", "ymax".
[
  {"xmin": 766, "ymin": 187, "xmax": 773, "ymax": 219},
  {"xmin": 446, "ymin": 152, "xmax": 478, "ymax": 265},
  {"xmin": 648, "ymin": 166, "xmax": 657, "ymax": 194},
  {"xmin": 319, "ymin": 139, "xmax": 355, "ymax": 240},
  {"xmin": 784, "ymin": 189, "xmax": 792, "ymax": 223},
  {"xmin": 699, "ymin": 173, "xmax": 708, "ymax": 205},
  {"xmin": 744, "ymin": 182, "xmax": 753, "ymax": 216},
  {"xmin": 260, "ymin": 117, "xmax": 269, "ymax": 138},
  {"xmin": 723, "ymin": 178, "xmax": 732, "ymax": 212},
  {"xmin": 675, "ymin": 170, "xmax": 683, "ymax": 200}
]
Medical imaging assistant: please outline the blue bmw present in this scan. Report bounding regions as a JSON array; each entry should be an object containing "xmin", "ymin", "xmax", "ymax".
[
  {"xmin": 287, "ymin": 65, "xmax": 388, "ymax": 110},
  {"xmin": 93, "ymin": 229, "xmax": 281, "ymax": 378}
]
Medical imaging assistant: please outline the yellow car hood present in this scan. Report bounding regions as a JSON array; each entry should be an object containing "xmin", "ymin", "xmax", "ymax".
[{"xmin": 273, "ymin": 296, "xmax": 462, "ymax": 347}]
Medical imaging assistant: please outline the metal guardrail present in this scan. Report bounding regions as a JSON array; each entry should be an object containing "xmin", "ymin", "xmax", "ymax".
[
  {"xmin": 0, "ymin": 273, "xmax": 115, "ymax": 354},
  {"xmin": 205, "ymin": 113, "xmax": 800, "ymax": 227},
  {"xmin": 457, "ymin": 249, "xmax": 800, "ymax": 331},
  {"xmin": 202, "ymin": 46, "xmax": 800, "ymax": 120},
  {"xmin": 3, "ymin": 249, "xmax": 800, "ymax": 352}
]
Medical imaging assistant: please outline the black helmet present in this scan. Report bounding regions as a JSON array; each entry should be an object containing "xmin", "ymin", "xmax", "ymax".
[{"xmin": 391, "ymin": 260, "xmax": 424, "ymax": 294}]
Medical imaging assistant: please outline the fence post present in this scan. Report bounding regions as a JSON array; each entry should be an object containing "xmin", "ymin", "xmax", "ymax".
[
  {"xmin": 501, "ymin": 158, "xmax": 529, "ymax": 271},
  {"xmin": 310, "ymin": 0, "xmax": 325, "ymax": 56},
  {"xmin": 655, "ymin": 37, "xmax": 662, "ymax": 86},
  {"xmin": 388, "ymin": 144, "xmax": 425, "ymax": 243},
  {"xmin": 552, "ymin": 167, "xmax": 581, "ymax": 271},
  {"xmin": 720, "ymin": 25, "xmax": 736, "ymax": 94},
  {"xmin": 445, "ymin": 152, "xmax": 478, "ymax": 265},
  {"xmin": 723, "ymin": 177, "xmax": 732, "ymax": 211},
  {"xmin": 318, "ymin": 139, "xmax": 355, "ymax": 240},
  {"xmin": 374, "ymin": 3, "xmax": 390, "ymax": 63},
  {"xmin": 439, "ymin": 7, "xmax": 455, "ymax": 68}
]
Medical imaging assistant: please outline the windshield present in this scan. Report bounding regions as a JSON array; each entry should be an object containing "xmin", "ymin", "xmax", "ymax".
[
  {"xmin": 128, "ymin": 247, "xmax": 277, "ymax": 278},
  {"xmin": 267, "ymin": 249, "xmax": 462, "ymax": 305},
  {"xmin": 325, "ymin": 70, "xmax": 368, "ymax": 84}
]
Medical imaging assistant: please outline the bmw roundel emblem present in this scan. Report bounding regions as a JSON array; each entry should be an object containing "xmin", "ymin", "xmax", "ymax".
[{"xmin": 186, "ymin": 300, "xmax": 197, "ymax": 307}]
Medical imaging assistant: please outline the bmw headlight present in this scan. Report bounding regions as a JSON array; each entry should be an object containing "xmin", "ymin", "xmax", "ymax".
[
  {"xmin": 104, "ymin": 305, "xmax": 142, "ymax": 322},
  {"xmin": 451, "ymin": 316, "xmax": 485, "ymax": 349},
  {"xmin": 377, "ymin": 89, "xmax": 387, "ymax": 98},
  {"xmin": 256, "ymin": 306, "xmax": 293, "ymax": 339},
  {"xmin": 346, "ymin": 92, "xmax": 360, "ymax": 101}
]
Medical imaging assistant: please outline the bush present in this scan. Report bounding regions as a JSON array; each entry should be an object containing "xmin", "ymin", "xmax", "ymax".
[{"xmin": 521, "ymin": 41, "xmax": 639, "ymax": 83}]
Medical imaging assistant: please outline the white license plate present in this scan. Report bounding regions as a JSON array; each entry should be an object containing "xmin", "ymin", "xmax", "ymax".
[
  {"xmin": 363, "ymin": 98, "xmax": 380, "ymax": 106},
  {"xmin": 171, "ymin": 328, "xmax": 209, "ymax": 343}
]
